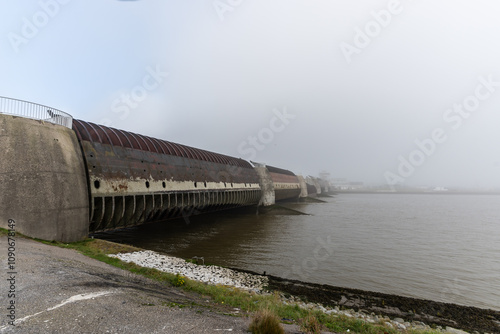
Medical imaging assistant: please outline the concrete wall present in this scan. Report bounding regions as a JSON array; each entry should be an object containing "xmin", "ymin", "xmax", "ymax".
[
  {"xmin": 0, "ymin": 115, "xmax": 89, "ymax": 242},
  {"xmin": 318, "ymin": 179, "xmax": 330, "ymax": 193},
  {"xmin": 297, "ymin": 175, "xmax": 308, "ymax": 198},
  {"xmin": 313, "ymin": 179, "xmax": 322, "ymax": 195},
  {"xmin": 306, "ymin": 176, "xmax": 322, "ymax": 195},
  {"xmin": 254, "ymin": 166, "xmax": 275, "ymax": 206}
]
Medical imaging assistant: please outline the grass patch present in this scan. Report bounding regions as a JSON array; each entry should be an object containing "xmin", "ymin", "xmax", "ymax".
[
  {"xmin": 249, "ymin": 309, "xmax": 284, "ymax": 334},
  {"xmin": 86, "ymin": 238, "xmax": 142, "ymax": 254},
  {"xmin": 0, "ymin": 227, "xmax": 25, "ymax": 237},
  {"xmin": 21, "ymin": 235, "xmax": 444, "ymax": 334},
  {"xmin": 162, "ymin": 302, "xmax": 187, "ymax": 309},
  {"xmin": 172, "ymin": 273, "xmax": 186, "ymax": 287},
  {"xmin": 300, "ymin": 314, "xmax": 322, "ymax": 334}
]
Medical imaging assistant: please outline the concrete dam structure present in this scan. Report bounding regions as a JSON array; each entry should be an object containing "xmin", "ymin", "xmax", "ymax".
[
  {"xmin": 0, "ymin": 97, "xmax": 317, "ymax": 242},
  {"xmin": 73, "ymin": 119, "xmax": 262, "ymax": 233}
]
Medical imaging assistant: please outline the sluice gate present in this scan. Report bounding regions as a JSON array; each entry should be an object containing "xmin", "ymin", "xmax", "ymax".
[
  {"xmin": 0, "ymin": 97, "xmax": 320, "ymax": 241},
  {"xmin": 72, "ymin": 119, "xmax": 262, "ymax": 232}
]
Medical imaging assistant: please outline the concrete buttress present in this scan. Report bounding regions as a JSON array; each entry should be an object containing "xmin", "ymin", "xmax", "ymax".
[{"xmin": 0, "ymin": 115, "xmax": 89, "ymax": 242}]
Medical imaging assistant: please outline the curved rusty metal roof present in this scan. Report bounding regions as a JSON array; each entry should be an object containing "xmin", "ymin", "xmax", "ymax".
[
  {"xmin": 265, "ymin": 164, "xmax": 297, "ymax": 176},
  {"xmin": 72, "ymin": 119, "xmax": 252, "ymax": 168}
]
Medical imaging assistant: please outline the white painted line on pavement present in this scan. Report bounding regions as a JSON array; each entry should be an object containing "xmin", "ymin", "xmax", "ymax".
[{"xmin": 0, "ymin": 290, "xmax": 115, "ymax": 332}]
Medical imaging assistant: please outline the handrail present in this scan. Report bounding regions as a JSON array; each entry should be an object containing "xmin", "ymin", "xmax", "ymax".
[{"xmin": 0, "ymin": 96, "xmax": 73, "ymax": 128}]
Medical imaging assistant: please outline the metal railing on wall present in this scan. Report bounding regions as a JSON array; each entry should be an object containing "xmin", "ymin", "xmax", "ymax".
[{"xmin": 0, "ymin": 96, "xmax": 73, "ymax": 128}]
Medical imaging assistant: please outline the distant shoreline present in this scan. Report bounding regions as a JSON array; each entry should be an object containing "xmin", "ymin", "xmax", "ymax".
[{"xmin": 331, "ymin": 190, "xmax": 500, "ymax": 195}]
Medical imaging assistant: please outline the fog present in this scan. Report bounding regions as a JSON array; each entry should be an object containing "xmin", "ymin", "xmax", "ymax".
[{"xmin": 1, "ymin": 0, "xmax": 500, "ymax": 189}]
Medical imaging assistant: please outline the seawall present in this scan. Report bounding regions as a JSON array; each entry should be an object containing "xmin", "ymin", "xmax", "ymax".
[{"xmin": 0, "ymin": 114, "xmax": 89, "ymax": 242}]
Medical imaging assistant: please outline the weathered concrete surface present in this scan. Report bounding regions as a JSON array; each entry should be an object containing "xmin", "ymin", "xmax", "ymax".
[
  {"xmin": 0, "ymin": 115, "xmax": 89, "ymax": 242},
  {"xmin": 317, "ymin": 178, "xmax": 330, "ymax": 194},
  {"xmin": 253, "ymin": 166, "xmax": 275, "ymax": 206},
  {"xmin": 306, "ymin": 176, "xmax": 322, "ymax": 196},
  {"xmin": 297, "ymin": 175, "xmax": 308, "ymax": 198}
]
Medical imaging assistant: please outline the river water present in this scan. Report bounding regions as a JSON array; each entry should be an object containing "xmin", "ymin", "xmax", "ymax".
[{"xmin": 95, "ymin": 193, "xmax": 500, "ymax": 311}]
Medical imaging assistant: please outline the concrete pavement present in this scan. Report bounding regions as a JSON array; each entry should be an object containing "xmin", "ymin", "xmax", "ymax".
[{"xmin": 0, "ymin": 236, "xmax": 252, "ymax": 334}]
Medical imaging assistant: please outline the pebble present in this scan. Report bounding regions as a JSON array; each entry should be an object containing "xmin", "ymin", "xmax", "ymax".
[
  {"xmin": 396, "ymin": 323, "xmax": 406, "ymax": 330},
  {"xmin": 109, "ymin": 251, "xmax": 268, "ymax": 291},
  {"xmin": 445, "ymin": 327, "xmax": 470, "ymax": 334}
]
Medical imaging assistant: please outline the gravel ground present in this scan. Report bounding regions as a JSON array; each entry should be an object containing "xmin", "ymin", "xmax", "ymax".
[
  {"xmin": 109, "ymin": 250, "xmax": 268, "ymax": 291},
  {"xmin": 0, "ymin": 236, "xmax": 260, "ymax": 334}
]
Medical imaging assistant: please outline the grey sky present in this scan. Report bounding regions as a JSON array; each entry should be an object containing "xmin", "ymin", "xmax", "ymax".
[{"xmin": 1, "ymin": 0, "xmax": 500, "ymax": 188}]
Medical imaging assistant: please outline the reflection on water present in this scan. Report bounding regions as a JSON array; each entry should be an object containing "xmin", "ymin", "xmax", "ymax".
[{"xmin": 95, "ymin": 193, "xmax": 500, "ymax": 311}]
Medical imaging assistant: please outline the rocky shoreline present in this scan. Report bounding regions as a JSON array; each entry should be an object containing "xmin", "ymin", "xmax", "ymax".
[
  {"xmin": 109, "ymin": 250, "xmax": 268, "ymax": 291},
  {"xmin": 266, "ymin": 274, "xmax": 500, "ymax": 334},
  {"xmin": 111, "ymin": 250, "xmax": 500, "ymax": 334}
]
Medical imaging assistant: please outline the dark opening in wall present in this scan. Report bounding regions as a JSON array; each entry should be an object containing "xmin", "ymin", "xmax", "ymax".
[
  {"xmin": 94, "ymin": 180, "xmax": 100, "ymax": 189},
  {"xmin": 145, "ymin": 181, "xmax": 150, "ymax": 188}
]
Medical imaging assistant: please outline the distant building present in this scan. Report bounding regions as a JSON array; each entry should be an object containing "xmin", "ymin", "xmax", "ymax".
[
  {"xmin": 347, "ymin": 182, "xmax": 364, "ymax": 190},
  {"xmin": 319, "ymin": 171, "xmax": 331, "ymax": 182},
  {"xmin": 331, "ymin": 178, "xmax": 348, "ymax": 189}
]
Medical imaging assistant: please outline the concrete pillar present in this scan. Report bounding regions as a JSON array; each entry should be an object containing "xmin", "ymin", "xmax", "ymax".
[
  {"xmin": 318, "ymin": 179, "xmax": 329, "ymax": 193},
  {"xmin": 313, "ymin": 178, "xmax": 322, "ymax": 195},
  {"xmin": 0, "ymin": 115, "xmax": 89, "ymax": 242},
  {"xmin": 297, "ymin": 175, "xmax": 308, "ymax": 198},
  {"xmin": 306, "ymin": 176, "xmax": 322, "ymax": 196},
  {"xmin": 253, "ymin": 166, "xmax": 275, "ymax": 206}
]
